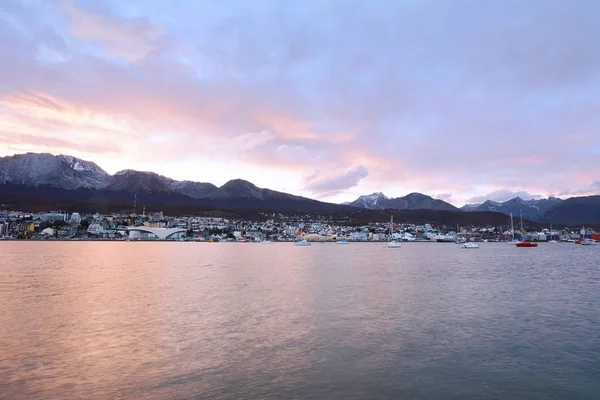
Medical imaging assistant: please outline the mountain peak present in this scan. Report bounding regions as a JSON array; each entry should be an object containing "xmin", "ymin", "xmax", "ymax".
[
  {"xmin": 465, "ymin": 196, "xmax": 564, "ymax": 221},
  {"xmin": 349, "ymin": 191, "xmax": 457, "ymax": 211},
  {"xmin": 348, "ymin": 191, "xmax": 390, "ymax": 209},
  {"xmin": 220, "ymin": 178, "xmax": 258, "ymax": 188},
  {"xmin": 405, "ymin": 192, "xmax": 430, "ymax": 198},
  {"xmin": 0, "ymin": 152, "xmax": 110, "ymax": 189},
  {"xmin": 215, "ymin": 179, "xmax": 264, "ymax": 199}
]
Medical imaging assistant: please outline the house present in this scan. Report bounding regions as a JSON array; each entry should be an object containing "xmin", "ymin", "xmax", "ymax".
[{"xmin": 41, "ymin": 227, "xmax": 55, "ymax": 236}]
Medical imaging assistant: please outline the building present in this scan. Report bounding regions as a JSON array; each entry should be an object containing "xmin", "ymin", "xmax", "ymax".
[
  {"xmin": 42, "ymin": 227, "xmax": 55, "ymax": 236},
  {"xmin": 70, "ymin": 213, "xmax": 82, "ymax": 225},
  {"xmin": 87, "ymin": 223, "xmax": 104, "ymax": 235},
  {"xmin": 44, "ymin": 211, "xmax": 66, "ymax": 222},
  {"xmin": 350, "ymin": 231, "xmax": 369, "ymax": 241}
]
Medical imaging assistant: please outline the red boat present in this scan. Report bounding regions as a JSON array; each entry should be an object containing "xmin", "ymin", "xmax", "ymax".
[{"xmin": 516, "ymin": 241, "xmax": 538, "ymax": 247}]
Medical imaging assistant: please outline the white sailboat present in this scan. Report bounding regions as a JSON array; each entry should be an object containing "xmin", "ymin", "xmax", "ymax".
[
  {"xmin": 505, "ymin": 213, "xmax": 516, "ymax": 243},
  {"xmin": 515, "ymin": 209, "xmax": 538, "ymax": 247},
  {"xmin": 548, "ymin": 224, "xmax": 558, "ymax": 243},
  {"xmin": 387, "ymin": 215, "xmax": 401, "ymax": 248}
]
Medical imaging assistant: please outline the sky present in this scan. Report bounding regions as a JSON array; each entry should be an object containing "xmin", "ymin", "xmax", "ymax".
[{"xmin": 1, "ymin": 0, "xmax": 599, "ymax": 206}]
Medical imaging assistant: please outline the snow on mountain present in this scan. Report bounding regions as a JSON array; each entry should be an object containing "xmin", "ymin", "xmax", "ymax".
[
  {"xmin": 348, "ymin": 192, "xmax": 458, "ymax": 211},
  {"xmin": 348, "ymin": 192, "xmax": 389, "ymax": 209},
  {"xmin": 464, "ymin": 197, "xmax": 563, "ymax": 221},
  {"xmin": 0, "ymin": 153, "xmax": 110, "ymax": 189}
]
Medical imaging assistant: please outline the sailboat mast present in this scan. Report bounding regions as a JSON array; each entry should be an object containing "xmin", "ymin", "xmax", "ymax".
[{"xmin": 520, "ymin": 209, "xmax": 524, "ymax": 233}]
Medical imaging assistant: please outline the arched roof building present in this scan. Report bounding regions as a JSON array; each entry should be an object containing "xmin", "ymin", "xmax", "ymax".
[{"xmin": 125, "ymin": 227, "xmax": 186, "ymax": 240}]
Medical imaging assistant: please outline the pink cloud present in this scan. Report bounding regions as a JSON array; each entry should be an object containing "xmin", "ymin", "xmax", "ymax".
[{"xmin": 60, "ymin": 1, "xmax": 164, "ymax": 62}]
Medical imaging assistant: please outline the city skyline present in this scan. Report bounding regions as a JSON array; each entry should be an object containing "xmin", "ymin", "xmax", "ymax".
[{"xmin": 1, "ymin": 0, "xmax": 599, "ymax": 206}]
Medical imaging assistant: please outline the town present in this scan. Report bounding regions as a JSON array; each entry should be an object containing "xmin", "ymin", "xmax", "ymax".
[{"xmin": 0, "ymin": 209, "xmax": 597, "ymax": 243}]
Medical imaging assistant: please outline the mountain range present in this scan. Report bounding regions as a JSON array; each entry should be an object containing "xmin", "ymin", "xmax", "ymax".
[
  {"xmin": 459, "ymin": 197, "xmax": 563, "ymax": 222},
  {"xmin": 346, "ymin": 192, "xmax": 458, "ymax": 211},
  {"xmin": 346, "ymin": 191, "xmax": 600, "ymax": 225},
  {"xmin": 1, "ymin": 153, "xmax": 599, "ymax": 225},
  {"xmin": 0, "ymin": 153, "xmax": 350, "ymax": 213}
]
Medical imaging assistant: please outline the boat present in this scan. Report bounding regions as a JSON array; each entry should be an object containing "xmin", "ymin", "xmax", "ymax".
[
  {"xmin": 387, "ymin": 215, "xmax": 401, "ymax": 248},
  {"xmin": 461, "ymin": 242, "xmax": 479, "ymax": 249},
  {"xmin": 516, "ymin": 241, "xmax": 538, "ymax": 247},
  {"xmin": 436, "ymin": 235, "xmax": 455, "ymax": 243},
  {"xmin": 515, "ymin": 210, "xmax": 537, "ymax": 247},
  {"xmin": 336, "ymin": 240, "xmax": 349, "ymax": 244},
  {"xmin": 580, "ymin": 239, "xmax": 597, "ymax": 246},
  {"xmin": 294, "ymin": 240, "xmax": 311, "ymax": 246},
  {"xmin": 260, "ymin": 240, "xmax": 273, "ymax": 244},
  {"xmin": 455, "ymin": 223, "xmax": 466, "ymax": 243},
  {"xmin": 547, "ymin": 240, "xmax": 558, "ymax": 244},
  {"xmin": 504, "ymin": 213, "xmax": 517, "ymax": 243}
]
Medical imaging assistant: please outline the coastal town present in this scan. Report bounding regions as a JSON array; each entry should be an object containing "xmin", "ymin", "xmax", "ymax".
[{"xmin": 1, "ymin": 209, "xmax": 598, "ymax": 243}]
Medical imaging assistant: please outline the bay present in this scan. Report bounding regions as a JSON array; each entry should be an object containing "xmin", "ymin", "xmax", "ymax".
[{"xmin": 1, "ymin": 242, "xmax": 599, "ymax": 399}]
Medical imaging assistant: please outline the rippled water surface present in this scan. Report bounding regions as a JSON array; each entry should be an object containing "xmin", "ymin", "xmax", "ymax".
[{"xmin": 1, "ymin": 241, "xmax": 599, "ymax": 399}]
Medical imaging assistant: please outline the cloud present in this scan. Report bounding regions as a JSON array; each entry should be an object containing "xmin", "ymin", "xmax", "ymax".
[
  {"xmin": 434, "ymin": 193, "xmax": 453, "ymax": 201},
  {"xmin": 1, "ymin": 0, "xmax": 600, "ymax": 201},
  {"xmin": 305, "ymin": 165, "xmax": 369, "ymax": 198},
  {"xmin": 60, "ymin": 1, "xmax": 164, "ymax": 62},
  {"xmin": 558, "ymin": 180, "xmax": 600, "ymax": 197},
  {"xmin": 467, "ymin": 189, "xmax": 543, "ymax": 204}
]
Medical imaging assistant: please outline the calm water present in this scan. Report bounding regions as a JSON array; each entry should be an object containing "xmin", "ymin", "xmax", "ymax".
[{"xmin": 1, "ymin": 242, "xmax": 599, "ymax": 399}]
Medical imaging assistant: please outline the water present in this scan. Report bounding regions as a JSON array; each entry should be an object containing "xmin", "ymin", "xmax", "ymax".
[{"xmin": 1, "ymin": 242, "xmax": 599, "ymax": 399}]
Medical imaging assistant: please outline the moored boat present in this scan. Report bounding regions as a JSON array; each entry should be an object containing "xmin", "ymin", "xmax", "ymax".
[
  {"xmin": 294, "ymin": 240, "xmax": 311, "ymax": 246},
  {"xmin": 436, "ymin": 235, "xmax": 456, "ymax": 242},
  {"xmin": 461, "ymin": 242, "xmax": 479, "ymax": 249},
  {"xmin": 516, "ymin": 241, "xmax": 538, "ymax": 247},
  {"xmin": 387, "ymin": 215, "xmax": 401, "ymax": 248}
]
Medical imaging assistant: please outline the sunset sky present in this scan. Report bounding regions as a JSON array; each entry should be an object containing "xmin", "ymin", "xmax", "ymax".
[{"xmin": 1, "ymin": 0, "xmax": 599, "ymax": 205}]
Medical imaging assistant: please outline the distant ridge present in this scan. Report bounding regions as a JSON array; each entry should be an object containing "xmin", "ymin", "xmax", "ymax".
[
  {"xmin": 0, "ymin": 153, "xmax": 352, "ymax": 213},
  {"xmin": 1, "ymin": 153, "xmax": 599, "ymax": 224},
  {"xmin": 347, "ymin": 192, "xmax": 458, "ymax": 211},
  {"xmin": 460, "ymin": 197, "xmax": 563, "ymax": 222}
]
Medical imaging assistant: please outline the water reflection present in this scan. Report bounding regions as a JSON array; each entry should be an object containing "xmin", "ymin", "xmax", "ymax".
[{"xmin": 1, "ymin": 242, "xmax": 599, "ymax": 399}]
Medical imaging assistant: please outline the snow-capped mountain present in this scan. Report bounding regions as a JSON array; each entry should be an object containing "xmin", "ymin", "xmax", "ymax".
[
  {"xmin": 348, "ymin": 192, "xmax": 458, "ymax": 211},
  {"xmin": 388, "ymin": 193, "xmax": 458, "ymax": 211},
  {"xmin": 348, "ymin": 192, "xmax": 389, "ymax": 209},
  {"xmin": 465, "ymin": 200, "xmax": 502, "ymax": 212},
  {"xmin": 0, "ymin": 153, "xmax": 351, "ymax": 213},
  {"xmin": 2, "ymin": 152, "xmax": 595, "ymax": 223},
  {"xmin": 460, "ymin": 203, "xmax": 483, "ymax": 212},
  {"xmin": 462, "ymin": 197, "xmax": 563, "ymax": 221},
  {"xmin": 0, "ymin": 153, "xmax": 110, "ymax": 189}
]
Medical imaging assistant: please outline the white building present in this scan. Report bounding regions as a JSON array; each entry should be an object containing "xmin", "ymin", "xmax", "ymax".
[
  {"xmin": 42, "ymin": 227, "xmax": 55, "ymax": 236},
  {"xmin": 70, "ymin": 213, "xmax": 82, "ymax": 225},
  {"xmin": 87, "ymin": 223, "xmax": 103, "ymax": 235},
  {"xmin": 44, "ymin": 212, "xmax": 66, "ymax": 222}
]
